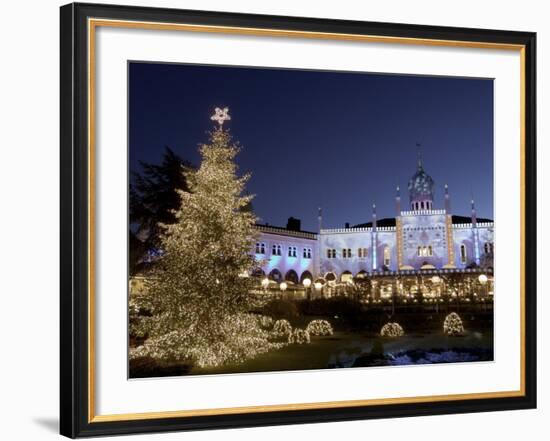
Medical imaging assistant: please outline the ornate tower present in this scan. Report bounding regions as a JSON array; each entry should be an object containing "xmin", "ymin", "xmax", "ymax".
[
  {"xmin": 371, "ymin": 203, "xmax": 377, "ymax": 271},
  {"xmin": 471, "ymin": 198, "xmax": 481, "ymax": 265},
  {"xmin": 407, "ymin": 151, "xmax": 435, "ymax": 211},
  {"xmin": 444, "ymin": 184, "xmax": 455, "ymax": 267},
  {"xmin": 395, "ymin": 186, "xmax": 404, "ymax": 269}
]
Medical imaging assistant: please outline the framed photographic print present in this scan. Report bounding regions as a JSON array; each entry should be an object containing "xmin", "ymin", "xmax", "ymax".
[{"xmin": 60, "ymin": 2, "xmax": 537, "ymax": 438}]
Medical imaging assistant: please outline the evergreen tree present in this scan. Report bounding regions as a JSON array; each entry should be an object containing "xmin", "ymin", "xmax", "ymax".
[
  {"xmin": 131, "ymin": 124, "xmax": 280, "ymax": 368},
  {"xmin": 130, "ymin": 147, "xmax": 194, "ymax": 272}
]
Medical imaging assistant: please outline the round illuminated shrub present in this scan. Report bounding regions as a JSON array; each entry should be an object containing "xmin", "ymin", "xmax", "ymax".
[
  {"xmin": 380, "ymin": 322, "xmax": 404, "ymax": 337},
  {"xmin": 272, "ymin": 319, "xmax": 292, "ymax": 337},
  {"xmin": 443, "ymin": 312, "xmax": 465, "ymax": 336},
  {"xmin": 306, "ymin": 319, "xmax": 334, "ymax": 336},
  {"xmin": 288, "ymin": 328, "xmax": 311, "ymax": 344},
  {"xmin": 257, "ymin": 315, "xmax": 274, "ymax": 329}
]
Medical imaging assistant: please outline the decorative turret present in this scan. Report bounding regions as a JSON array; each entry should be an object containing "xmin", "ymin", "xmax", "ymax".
[
  {"xmin": 407, "ymin": 150, "xmax": 435, "ymax": 211},
  {"xmin": 444, "ymin": 184, "xmax": 451, "ymax": 213},
  {"xmin": 318, "ymin": 207, "xmax": 323, "ymax": 232},
  {"xmin": 371, "ymin": 203, "xmax": 378, "ymax": 271},
  {"xmin": 372, "ymin": 203, "xmax": 377, "ymax": 231}
]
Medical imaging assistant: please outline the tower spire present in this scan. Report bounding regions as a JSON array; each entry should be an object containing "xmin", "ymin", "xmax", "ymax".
[
  {"xmin": 416, "ymin": 142, "xmax": 423, "ymax": 170},
  {"xmin": 470, "ymin": 195, "xmax": 477, "ymax": 227},
  {"xmin": 444, "ymin": 183, "xmax": 451, "ymax": 213},
  {"xmin": 395, "ymin": 185, "xmax": 401, "ymax": 215},
  {"xmin": 318, "ymin": 207, "xmax": 323, "ymax": 232}
]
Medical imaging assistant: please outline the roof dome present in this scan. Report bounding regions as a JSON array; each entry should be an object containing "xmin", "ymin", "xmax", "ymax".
[{"xmin": 408, "ymin": 159, "xmax": 434, "ymax": 203}]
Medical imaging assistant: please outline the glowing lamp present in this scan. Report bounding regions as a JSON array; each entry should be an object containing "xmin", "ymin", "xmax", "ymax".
[
  {"xmin": 431, "ymin": 275, "xmax": 441, "ymax": 284},
  {"xmin": 303, "ymin": 278, "xmax": 312, "ymax": 288},
  {"xmin": 478, "ymin": 274, "xmax": 488, "ymax": 284},
  {"xmin": 261, "ymin": 278, "xmax": 269, "ymax": 289},
  {"xmin": 314, "ymin": 282, "xmax": 323, "ymax": 291},
  {"xmin": 280, "ymin": 282, "xmax": 288, "ymax": 292}
]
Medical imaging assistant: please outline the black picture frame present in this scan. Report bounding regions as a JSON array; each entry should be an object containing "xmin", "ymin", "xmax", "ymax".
[{"xmin": 60, "ymin": 2, "xmax": 537, "ymax": 438}]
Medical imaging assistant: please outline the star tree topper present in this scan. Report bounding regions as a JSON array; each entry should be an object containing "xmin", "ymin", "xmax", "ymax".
[{"xmin": 211, "ymin": 107, "xmax": 231, "ymax": 127}]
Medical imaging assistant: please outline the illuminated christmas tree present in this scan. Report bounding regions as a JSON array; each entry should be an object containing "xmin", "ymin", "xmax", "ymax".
[{"xmin": 131, "ymin": 108, "xmax": 281, "ymax": 368}]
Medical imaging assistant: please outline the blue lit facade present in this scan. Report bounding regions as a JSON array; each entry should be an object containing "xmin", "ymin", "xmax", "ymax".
[{"xmin": 254, "ymin": 159, "xmax": 494, "ymax": 282}]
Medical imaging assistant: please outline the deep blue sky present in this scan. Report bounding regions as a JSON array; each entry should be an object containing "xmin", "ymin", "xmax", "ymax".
[{"xmin": 129, "ymin": 62, "xmax": 493, "ymax": 232}]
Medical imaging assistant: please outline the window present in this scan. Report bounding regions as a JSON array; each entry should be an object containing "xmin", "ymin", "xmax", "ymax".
[
  {"xmin": 303, "ymin": 247, "xmax": 312, "ymax": 259},
  {"xmin": 288, "ymin": 246, "xmax": 297, "ymax": 258},
  {"xmin": 460, "ymin": 244, "xmax": 467, "ymax": 263},
  {"xmin": 421, "ymin": 201, "xmax": 424, "ymax": 210},
  {"xmin": 484, "ymin": 242, "xmax": 494, "ymax": 254},
  {"xmin": 417, "ymin": 246, "xmax": 433, "ymax": 257},
  {"xmin": 358, "ymin": 247, "xmax": 368, "ymax": 259},
  {"xmin": 342, "ymin": 248, "xmax": 352, "ymax": 258},
  {"xmin": 255, "ymin": 242, "xmax": 266, "ymax": 254},
  {"xmin": 272, "ymin": 244, "xmax": 282, "ymax": 256},
  {"xmin": 326, "ymin": 249, "xmax": 336, "ymax": 259},
  {"xmin": 383, "ymin": 247, "xmax": 391, "ymax": 267}
]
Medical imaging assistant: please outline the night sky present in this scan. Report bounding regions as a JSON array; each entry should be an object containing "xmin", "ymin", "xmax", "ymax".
[{"xmin": 129, "ymin": 62, "xmax": 494, "ymax": 232}]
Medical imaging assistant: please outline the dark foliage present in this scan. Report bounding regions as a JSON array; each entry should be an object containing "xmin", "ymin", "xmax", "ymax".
[
  {"xmin": 262, "ymin": 298, "xmax": 300, "ymax": 319},
  {"xmin": 129, "ymin": 356, "xmax": 192, "ymax": 378},
  {"xmin": 129, "ymin": 146, "xmax": 194, "ymax": 274}
]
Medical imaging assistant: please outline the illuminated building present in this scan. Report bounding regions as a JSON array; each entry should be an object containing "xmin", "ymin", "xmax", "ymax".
[{"xmin": 254, "ymin": 158, "xmax": 494, "ymax": 283}]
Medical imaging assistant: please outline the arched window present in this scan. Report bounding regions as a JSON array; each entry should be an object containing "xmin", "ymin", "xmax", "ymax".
[
  {"xmin": 272, "ymin": 244, "xmax": 282, "ymax": 256},
  {"xmin": 460, "ymin": 244, "xmax": 467, "ymax": 263},
  {"xmin": 288, "ymin": 246, "xmax": 297, "ymax": 258},
  {"xmin": 421, "ymin": 201, "xmax": 424, "ymax": 210},
  {"xmin": 255, "ymin": 242, "xmax": 266, "ymax": 254},
  {"xmin": 428, "ymin": 245, "xmax": 433, "ymax": 256}
]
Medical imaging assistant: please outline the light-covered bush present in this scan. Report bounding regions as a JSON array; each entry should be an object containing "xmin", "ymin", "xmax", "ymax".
[
  {"xmin": 130, "ymin": 313, "xmax": 285, "ymax": 368},
  {"xmin": 288, "ymin": 328, "xmax": 311, "ymax": 344},
  {"xmin": 380, "ymin": 322, "xmax": 405, "ymax": 337},
  {"xmin": 272, "ymin": 319, "xmax": 292, "ymax": 337},
  {"xmin": 443, "ymin": 312, "xmax": 465, "ymax": 336},
  {"xmin": 257, "ymin": 315, "xmax": 274, "ymax": 329},
  {"xmin": 306, "ymin": 319, "xmax": 333, "ymax": 336}
]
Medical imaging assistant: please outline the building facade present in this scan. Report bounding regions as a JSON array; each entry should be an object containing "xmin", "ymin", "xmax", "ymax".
[{"xmin": 254, "ymin": 158, "xmax": 494, "ymax": 283}]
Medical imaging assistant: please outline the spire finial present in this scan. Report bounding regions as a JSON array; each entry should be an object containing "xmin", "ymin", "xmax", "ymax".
[{"xmin": 416, "ymin": 142, "xmax": 423, "ymax": 169}]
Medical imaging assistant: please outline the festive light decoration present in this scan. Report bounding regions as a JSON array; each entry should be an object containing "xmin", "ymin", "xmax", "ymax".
[
  {"xmin": 443, "ymin": 312, "xmax": 465, "ymax": 335},
  {"xmin": 129, "ymin": 119, "xmax": 279, "ymax": 368},
  {"xmin": 210, "ymin": 107, "xmax": 231, "ymax": 126},
  {"xmin": 272, "ymin": 319, "xmax": 292, "ymax": 337},
  {"xmin": 306, "ymin": 319, "xmax": 334, "ymax": 336},
  {"xmin": 380, "ymin": 322, "xmax": 405, "ymax": 337},
  {"xmin": 288, "ymin": 328, "xmax": 311, "ymax": 344}
]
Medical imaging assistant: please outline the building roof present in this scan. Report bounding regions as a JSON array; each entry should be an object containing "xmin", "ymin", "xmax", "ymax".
[
  {"xmin": 254, "ymin": 223, "xmax": 317, "ymax": 240},
  {"xmin": 352, "ymin": 214, "xmax": 493, "ymax": 229}
]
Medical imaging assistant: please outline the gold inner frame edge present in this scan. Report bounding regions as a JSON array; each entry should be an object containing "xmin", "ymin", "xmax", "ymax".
[{"xmin": 87, "ymin": 17, "xmax": 527, "ymax": 424}]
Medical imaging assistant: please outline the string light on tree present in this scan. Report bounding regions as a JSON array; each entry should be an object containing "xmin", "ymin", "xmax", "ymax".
[{"xmin": 130, "ymin": 106, "xmax": 284, "ymax": 368}]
